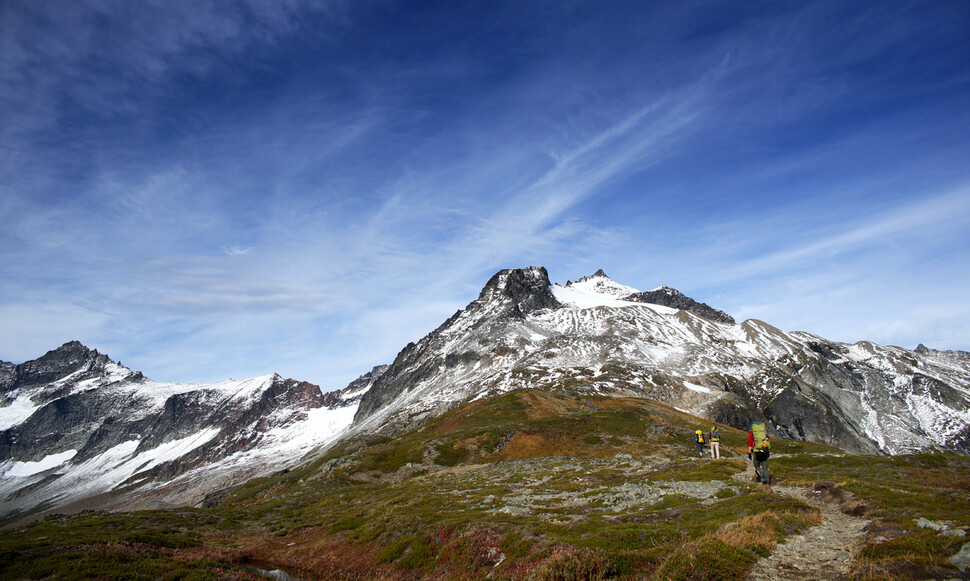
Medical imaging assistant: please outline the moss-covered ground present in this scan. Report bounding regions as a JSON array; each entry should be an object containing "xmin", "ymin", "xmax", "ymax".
[{"xmin": 1, "ymin": 389, "xmax": 967, "ymax": 580}]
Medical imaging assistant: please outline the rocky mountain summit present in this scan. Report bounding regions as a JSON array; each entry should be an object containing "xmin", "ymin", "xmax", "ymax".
[
  {"xmin": 0, "ymin": 342, "xmax": 360, "ymax": 524},
  {"xmin": 622, "ymin": 285, "xmax": 735, "ymax": 324},
  {"xmin": 565, "ymin": 270, "xmax": 735, "ymax": 324},
  {"xmin": 349, "ymin": 267, "xmax": 970, "ymax": 456},
  {"xmin": 320, "ymin": 365, "xmax": 387, "ymax": 409},
  {"xmin": 916, "ymin": 343, "xmax": 970, "ymax": 362},
  {"xmin": 353, "ymin": 266, "xmax": 560, "ymax": 424}
]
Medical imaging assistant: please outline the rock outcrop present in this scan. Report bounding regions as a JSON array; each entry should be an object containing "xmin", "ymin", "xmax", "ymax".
[
  {"xmin": 916, "ymin": 343, "xmax": 970, "ymax": 362},
  {"xmin": 622, "ymin": 286, "xmax": 735, "ymax": 324}
]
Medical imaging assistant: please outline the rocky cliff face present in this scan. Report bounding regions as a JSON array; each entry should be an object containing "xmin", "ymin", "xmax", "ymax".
[
  {"xmin": 0, "ymin": 343, "xmax": 360, "ymax": 524},
  {"xmin": 916, "ymin": 344, "xmax": 970, "ymax": 362},
  {"xmin": 321, "ymin": 365, "xmax": 388, "ymax": 409},
  {"xmin": 622, "ymin": 286, "xmax": 735, "ymax": 324},
  {"xmin": 354, "ymin": 266, "xmax": 559, "ymax": 425},
  {"xmin": 350, "ymin": 267, "xmax": 970, "ymax": 456}
]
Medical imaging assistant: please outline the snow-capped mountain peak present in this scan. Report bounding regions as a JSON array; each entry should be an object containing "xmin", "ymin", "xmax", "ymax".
[
  {"xmin": 564, "ymin": 269, "xmax": 641, "ymax": 299},
  {"xmin": 349, "ymin": 267, "xmax": 970, "ymax": 458}
]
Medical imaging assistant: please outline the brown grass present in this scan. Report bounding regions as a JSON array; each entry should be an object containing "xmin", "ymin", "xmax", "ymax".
[
  {"xmin": 713, "ymin": 510, "xmax": 822, "ymax": 553},
  {"xmin": 500, "ymin": 429, "xmax": 577, "ymax": 461},
  {"xmin": 457, "ymin": 433, "xmax": 490, "ymax": 450},
  {"xmin": 182, "ymin": 530, "xmax": 422, "ymax": 581},
  {"xmin": 897, "ymin": 467, "xmax": 970, "ymax": 491},
  {"xmin": 519, "ymin": 391, "xmax": 586, "ymax": 419},
  {"xmin": 421, "ymin": 400, "xmax": 485, "ymax": 434}
]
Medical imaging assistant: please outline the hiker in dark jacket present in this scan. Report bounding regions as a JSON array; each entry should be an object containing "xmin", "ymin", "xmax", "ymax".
[{"xmin": 694, "ymin": 429, "xmax": 705, "ymax": 457}]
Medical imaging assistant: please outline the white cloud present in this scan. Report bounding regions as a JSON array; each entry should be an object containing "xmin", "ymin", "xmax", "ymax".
[
  {"xmin": 223, "ymin": 246, "xmax": 249, "ymax": 256},
  {"xmin": 733, "ymin": 186, "xmax": 970, "ymax": 277}
]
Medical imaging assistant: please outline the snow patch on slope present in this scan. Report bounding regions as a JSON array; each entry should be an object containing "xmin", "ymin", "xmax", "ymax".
[
  {"xmin": 552, "ymin": 284, "xmax": 638, "ymax": 308},
  {"xmin": 552, "ymin": 284, "xmax": 677, "ymax": 315},
  {"xmin": 684, "ymin": 382, "xmax": 714, "ymax": 394},
  {"xmin": 196, "ymin": 403, "xmax": 359, "ymax": 477},
  {"xmin": 118, "ymin": 374, "xmax": 278, "ymax": 413},
  {"xmin": 0, "ymin": 397, "xmax": 41, "ymax": 430},
  {"xmin": 907, "ymin": 393, "xmax": 970, "ymax": 448},
  {"xmin": 567, "ymin": 273, "xmax": 640, "ymax": 298},
  {"xmin": 2, "ymin": 450, "xmax": 78, "ymax": 478}
]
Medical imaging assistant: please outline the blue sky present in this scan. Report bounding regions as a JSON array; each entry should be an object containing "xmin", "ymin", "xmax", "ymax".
[{"xmin": 2, "ymin": 0, "xmax": 968, "ymax": 389}]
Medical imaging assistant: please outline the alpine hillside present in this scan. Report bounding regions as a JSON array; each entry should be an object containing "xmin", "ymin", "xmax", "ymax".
[
  {"xmin": 349, "ymin": 267, "xmax": 970, "ymax": 456},
  {"xmin": 0, "ymin": 342, "xmax": 370, "ymax": 525}
]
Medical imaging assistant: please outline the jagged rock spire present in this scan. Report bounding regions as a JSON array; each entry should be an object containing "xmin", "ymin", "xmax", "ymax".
[{"xmin": 474, "ymin": 266, "xmax": 561, "ymax": 317}]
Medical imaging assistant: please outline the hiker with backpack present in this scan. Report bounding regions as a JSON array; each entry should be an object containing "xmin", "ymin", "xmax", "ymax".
[
  {"xmin": 709, "ymin": 426, "xmax": 721, "ymax": 459},
  {"xmin": 694, "ymin": 429, "xmax": 705, "ymax": 457},
  {"xmin": 748, "ymin": 421, "xmax": 771, "ymax": 484}
]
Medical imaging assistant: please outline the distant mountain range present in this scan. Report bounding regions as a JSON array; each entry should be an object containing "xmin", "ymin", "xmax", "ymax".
[
  {"xmin": 2, "ymin": 267, "xmax": 968, "ymax": 523},
  {"xmin": 0, "ymin": 341, "xmax": 374, "ymax": 525}
]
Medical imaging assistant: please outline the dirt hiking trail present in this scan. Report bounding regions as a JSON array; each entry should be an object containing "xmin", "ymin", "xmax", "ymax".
[{"xmin": 735, "ymin": 465, "xmax": 870, "ymax": 581}]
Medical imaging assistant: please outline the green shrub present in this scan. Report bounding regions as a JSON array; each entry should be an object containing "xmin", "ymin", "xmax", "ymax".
[{"xmin": 436, "ymin": 444, "xmax": 471, "ymax": 466}]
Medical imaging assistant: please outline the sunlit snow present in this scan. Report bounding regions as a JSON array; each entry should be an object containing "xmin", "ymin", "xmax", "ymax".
[
  {"xmin": 684, "ymin": 382, "xmax": 714, "ymax": 394},
  {"xmin": 2, "ymin": 449, "xmax": 77, "ymax": 478},
  {"xmin": 0, "ymin": 396, "xmax": 40, "ymax": 430},
  {"xmin": 552, "ymin": 284, "xmax": 676, "ymax": 315},
  {"xmin": 566, "ymin": 274, "xmax": 639, "ymax": 298}
]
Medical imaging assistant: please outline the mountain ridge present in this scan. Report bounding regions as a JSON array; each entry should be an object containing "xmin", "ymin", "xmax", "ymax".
[
  {"xmin": 0, "ymin": 342, "xmax": 361, "ymax": 525},
  {"xmin": 347, "ymin": 266, "xmax": 970, "ymax": 457},
  {"xmin": 3, "ymin": 266, "xmax": 969, "ymax": 524}
]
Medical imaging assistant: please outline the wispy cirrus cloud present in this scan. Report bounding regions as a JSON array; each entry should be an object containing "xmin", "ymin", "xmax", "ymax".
[{"xmin": 727, "ymin": 185, "xmax": 970, "ymax": 279}]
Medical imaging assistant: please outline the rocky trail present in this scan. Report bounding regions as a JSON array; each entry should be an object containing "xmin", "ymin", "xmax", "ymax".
[{"xmin": 736, "ymin": 466, "xmax": 870, "ymax": 581}]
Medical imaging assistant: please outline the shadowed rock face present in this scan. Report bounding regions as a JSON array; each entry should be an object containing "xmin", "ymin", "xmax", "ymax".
[
  {"xmin": 321, "ymin": 365, "xmax": 388, "ymax": 409},
  {"xmin": 1, "ymin": 342, "xmax": 119, "ymax": 396},
  {"xmin": 476, "ymin": 266, "xmax": 561, "ymax": 317},
  {"xmin": 622, "ymin": 287, "xmax": 735, "ymax": 325},
  {"xmin": 765, "ymin": 386, "xmax": 877, "ymax": 454}
]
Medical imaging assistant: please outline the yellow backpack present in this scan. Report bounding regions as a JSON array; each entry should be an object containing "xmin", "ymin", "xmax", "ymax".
[
  {"xmin": 751, "ymin": 421, "xmax": 770, "ymax": 451},
  {"xmin": 695, "ymin": 429, "xmax": 705, "ymax": 444}
]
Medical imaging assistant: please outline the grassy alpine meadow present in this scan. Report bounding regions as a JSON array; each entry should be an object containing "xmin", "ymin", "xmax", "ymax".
[{"xmin": 1, "ymin": 389, "xmax": 967, "ymax": 580}]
